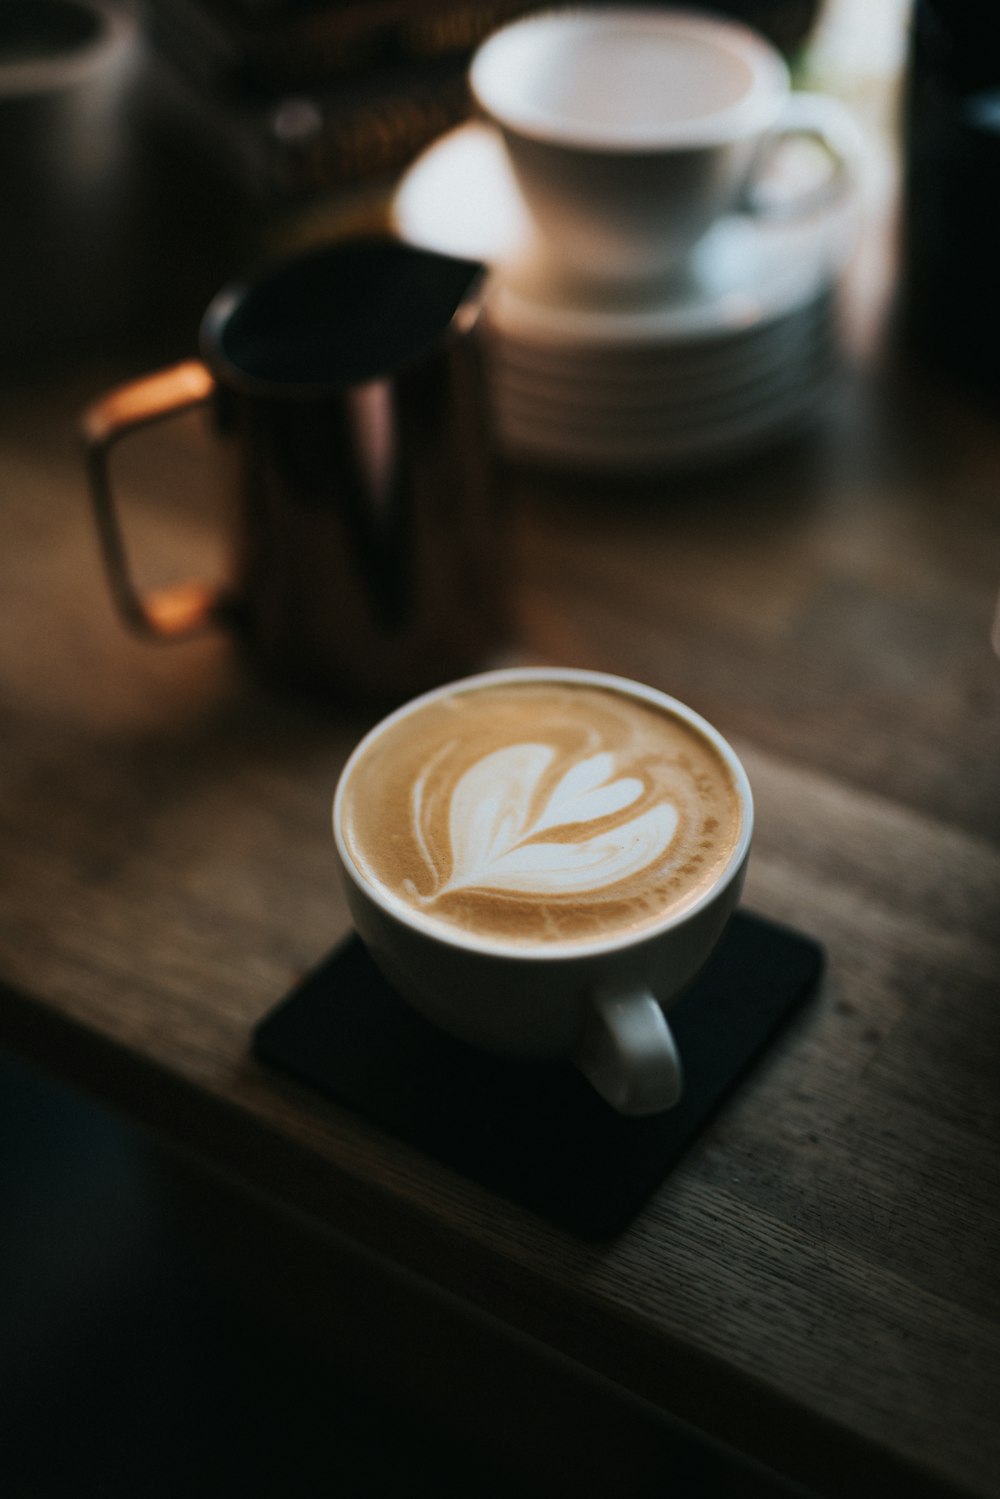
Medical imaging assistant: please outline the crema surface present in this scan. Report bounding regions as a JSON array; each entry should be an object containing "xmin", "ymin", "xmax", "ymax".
[{"xmin": 340, "ymin": 681, "xmax": 743, "ymax": 946}]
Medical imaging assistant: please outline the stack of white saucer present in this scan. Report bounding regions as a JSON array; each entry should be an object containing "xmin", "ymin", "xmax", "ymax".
[
  {"xmin": 393, "ymin": 115, "xmax": 859, "ymax": 475},
  {"xmin": 485, "ymin": 214, "xmax": 850, "ymax": 471}
]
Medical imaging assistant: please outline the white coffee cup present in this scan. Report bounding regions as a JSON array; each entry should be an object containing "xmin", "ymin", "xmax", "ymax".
[
  {"xmin": 333, "ymin": 667, "xmax": 753, "ymax": 1116},
  {"xmin": 469, "ymin": 6, "xmax": 860, "ymax": 298}
]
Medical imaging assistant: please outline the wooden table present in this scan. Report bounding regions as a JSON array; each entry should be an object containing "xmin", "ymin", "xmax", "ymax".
[{"xmin": 2, "ymin": 202, "xmax": 999, "ymax": 1499}]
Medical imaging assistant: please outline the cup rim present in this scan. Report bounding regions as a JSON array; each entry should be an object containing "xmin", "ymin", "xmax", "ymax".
[
  {"xmin": 468, "ymin": 6, "xmax": 788, "ymax": 153},
  {"xmin": 333, "ymin": 665, "xmax": 754, "ymax": 962}
]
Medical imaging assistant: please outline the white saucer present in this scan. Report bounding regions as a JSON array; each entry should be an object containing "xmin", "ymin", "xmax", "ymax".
[
  {"xmin": 392, "ymin": 120, "xmax": 532, "ymax": 266},
  {"xmin": 488, "ymin": 289, "xmax": 837, "ymax": 388},
  {"xmin": 493, "ymin": 320, "xmax": 838, "ymax": 429},
  {"xmin": 393, "ymin": 121, "xmax": 857, "ymax": 338},
  {"xmin": 494, "ymin": 344, "xmax": 839, "ymax": 467},
  {"xmin": 496, "ymin": 369, "xmax": 836, "ymax": 471}
]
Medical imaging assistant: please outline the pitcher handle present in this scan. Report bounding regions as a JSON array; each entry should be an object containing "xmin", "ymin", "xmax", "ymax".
[{"xmin": 81, "ymin": 360, "xmax": 226, "ymax": 640}]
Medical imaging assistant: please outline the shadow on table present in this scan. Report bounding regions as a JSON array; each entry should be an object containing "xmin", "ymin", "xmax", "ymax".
[{"xmin": 0, "ymin": 1047, "xmax": 813, "ymax": 1498}]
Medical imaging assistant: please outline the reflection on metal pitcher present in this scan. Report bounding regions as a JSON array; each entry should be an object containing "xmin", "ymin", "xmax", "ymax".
[{"xmin": 82, "ymin": 237, "xmax": 509, "ymax": 701}]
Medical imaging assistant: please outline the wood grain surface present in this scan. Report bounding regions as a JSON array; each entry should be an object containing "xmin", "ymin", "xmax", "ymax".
[{"xmin": 1, "ymin": 222, "xmax": 999, "ymax": 1499}]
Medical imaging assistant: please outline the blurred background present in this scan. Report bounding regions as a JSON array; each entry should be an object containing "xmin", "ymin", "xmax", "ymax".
[{"xmin": 1, "ymin": 0, "xmax": 922, "ymax": 381}]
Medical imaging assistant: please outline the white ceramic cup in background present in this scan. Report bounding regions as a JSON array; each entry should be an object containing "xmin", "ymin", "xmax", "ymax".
[
  {"xmin": 333, "ymin": 667, "xmax": 753, "ymax": 1116},
  {"xmin": 469, "ymin": 6, "xmax": 860, "ymax": 299}
]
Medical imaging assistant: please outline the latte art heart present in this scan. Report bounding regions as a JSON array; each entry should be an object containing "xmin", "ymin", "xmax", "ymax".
[
  {"xmin": 340, "ymin": 680, "xmax": 743, "ymax": 947},
  {"xmin": 418, "ymin": 744, "xmax": 679, "ymax": 899}
]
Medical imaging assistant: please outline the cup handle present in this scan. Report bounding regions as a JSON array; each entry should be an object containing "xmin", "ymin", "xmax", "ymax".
[
  {"xmin": 81, "ymin": 360, "xmax": 227, "ymax": 640},
  {"xmin": 742, "ymin": 91, "xmax": 864, "ymax": 221},
  {"xmin": 575, "ymin": 985, "xmax": 683, "ymax": 1116}
]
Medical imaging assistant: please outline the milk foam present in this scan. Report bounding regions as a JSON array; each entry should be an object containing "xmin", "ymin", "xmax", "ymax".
[
  {"xmin": 419, "ymin": 743, "xmax": 678, "ymax": 899},
  {"xmin": 341, "ymin": 680, "xmax": 743, "ymax": 947}
]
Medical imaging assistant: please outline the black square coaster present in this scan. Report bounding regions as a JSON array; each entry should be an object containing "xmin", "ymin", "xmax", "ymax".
[{"xmin": 253, "ymin": 911, "xmax": 823, "ymax": 1239}]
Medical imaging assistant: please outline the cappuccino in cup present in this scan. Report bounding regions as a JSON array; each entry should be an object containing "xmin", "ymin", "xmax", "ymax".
[
  {"xmin": 334, "ymin": 668, "xmax": 753, "ymax": 1116},
  {"xmin": 339, "ymin": 677, "xmax": 742, "ymax": 948}
]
